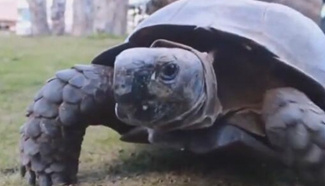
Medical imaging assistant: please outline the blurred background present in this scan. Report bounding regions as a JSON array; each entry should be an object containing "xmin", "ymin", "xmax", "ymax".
[
  {"xmin": 0, "ymin": 0, "xmax": 325, "ymax": 37},
  {"xmin": 0, "ymin": 0, "xmax": 178, "ymax": 37}
]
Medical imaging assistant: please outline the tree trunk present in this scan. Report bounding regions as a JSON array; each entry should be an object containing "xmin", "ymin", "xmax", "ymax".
[
  {"xmin": 51, "ymin": 0, "xmax": 66, "ymax": 35},
  {"xmin": 26, "ymin": 0, "xmax": 51, "ymax": 36},
  {"xmin": 71, "ymin": 0, "xmax": 93, "ymax": 36},
  {"xmin": 93, "ymin": 0, "xmax": 128, "ymax": 36}
]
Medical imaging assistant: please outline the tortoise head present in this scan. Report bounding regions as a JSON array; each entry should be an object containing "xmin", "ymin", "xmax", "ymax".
[{"xmin": 113, "ymin": 40, "xmax": 221, "ymax": 131}]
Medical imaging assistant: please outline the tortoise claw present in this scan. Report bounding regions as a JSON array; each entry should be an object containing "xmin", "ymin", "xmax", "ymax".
[
  {"xmin": 27, "ymin": 170, "xmax": 36, "ymax": 186},
  {"xmin": 20, "ymin": 165, "xmax": 26, "ymax": 178},
  {"xmin": 38, "ymin": 174, "xmax": 51, "ymax": 186}
]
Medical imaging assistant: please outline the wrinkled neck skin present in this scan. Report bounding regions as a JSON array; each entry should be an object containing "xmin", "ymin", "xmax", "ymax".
[{"xmin": 146, "ymin": 40, "xmax": 222, "ymax": 132}]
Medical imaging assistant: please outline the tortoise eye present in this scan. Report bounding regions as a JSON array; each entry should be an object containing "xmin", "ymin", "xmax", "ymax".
[{"xmin": 159, "ymin": 63, "xmax": 179, "ymax": 81}]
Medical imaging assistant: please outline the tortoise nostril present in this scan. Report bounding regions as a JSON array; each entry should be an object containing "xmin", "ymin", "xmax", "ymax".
[
  {"xmin": 114, "ymin": 69, "xmax": 154, "ymax": 106},
  {"xmin": 131, "ymin": 70, "xmax": 152, "ymax": 102},
  {"xmin": 114, "ymin": 84, "xmax": 126, "ymax": 90}
]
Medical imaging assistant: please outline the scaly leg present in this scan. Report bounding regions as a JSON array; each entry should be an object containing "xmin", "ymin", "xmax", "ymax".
[
  {"xmin": 19, "ymin": 64, "xmax": 133, "ymax": 186},
  {"xmin": 262, "ymin": 87, "xmax": 325, "ymax": 186}
]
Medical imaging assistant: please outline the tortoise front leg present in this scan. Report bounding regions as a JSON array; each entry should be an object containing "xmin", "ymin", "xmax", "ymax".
[
  {"xmin": 262, "ymin": 87, "xmax": 325, "ymax": 186},
  {"xmin": 20, "ymin": 64, "xmax": 133, "ymax": 186}
]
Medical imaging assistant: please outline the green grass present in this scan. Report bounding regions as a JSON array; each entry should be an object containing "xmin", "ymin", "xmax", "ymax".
[{"xmin": 0, "ymin": 35, "xmax": 296, "ymax": 186}]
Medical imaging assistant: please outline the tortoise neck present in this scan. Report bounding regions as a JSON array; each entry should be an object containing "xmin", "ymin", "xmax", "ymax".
[{"xmin": 149, "ymin": 39, "xmax": 222, "ymax": 131}]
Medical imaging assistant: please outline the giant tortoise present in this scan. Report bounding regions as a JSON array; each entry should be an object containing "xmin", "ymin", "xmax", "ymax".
[{"xmin": 19, "ymin": 0, "xmax": 325, "ymax": 185}]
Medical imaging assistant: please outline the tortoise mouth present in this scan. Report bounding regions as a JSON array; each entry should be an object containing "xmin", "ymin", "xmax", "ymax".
[
  {"xmin": 115, "ymin": 90, "xmax": 209, "ymax": 131},
  {"xmin": 115, "ymin": 100, "xmax": 172, "ymax": 127}
]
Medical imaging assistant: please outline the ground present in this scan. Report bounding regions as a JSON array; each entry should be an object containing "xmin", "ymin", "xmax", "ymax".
[{"xmin": 0, "ymin": 35, "xmax": 301, "ymax": 186}]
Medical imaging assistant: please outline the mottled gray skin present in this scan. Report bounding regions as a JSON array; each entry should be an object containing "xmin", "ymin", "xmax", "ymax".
[{"xmin": 114, "ymin": 48, "xmax": 205, "ymax": 130}]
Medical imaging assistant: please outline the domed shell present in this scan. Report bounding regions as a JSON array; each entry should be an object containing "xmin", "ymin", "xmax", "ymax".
[
  {"xmin": 128, "ymin": 0, "xmax": 325, "ymax": 83},
  {"xmin": 123, "ymin": 0, "xmax": 325, "ymax": 110}
]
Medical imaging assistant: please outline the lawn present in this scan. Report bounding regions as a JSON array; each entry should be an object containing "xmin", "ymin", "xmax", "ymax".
[{"xmin": 0, "ymin": 35, "xmax": 298, "ymax": 186}]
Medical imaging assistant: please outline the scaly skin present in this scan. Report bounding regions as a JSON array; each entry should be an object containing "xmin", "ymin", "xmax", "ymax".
[
  {"xmin": 19, "ymin": 64, "xmax": 133, "ymax": 186},
  {"xmin": 262, "ymin": 87, "xmax": 325, "ymax": 186},
  {"xmin": 19, "ymin": 64, "xmax": 325, "ymax": 186}
]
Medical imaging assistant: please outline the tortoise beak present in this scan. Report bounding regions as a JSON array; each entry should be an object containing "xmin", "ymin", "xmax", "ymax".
[
  {"xmin": 114, "ymin": 69, "xmax": 152, "ymax": 105},
  {"xmin": 113, "ymin": 65, "xmax": 162, "ymax": 125}
]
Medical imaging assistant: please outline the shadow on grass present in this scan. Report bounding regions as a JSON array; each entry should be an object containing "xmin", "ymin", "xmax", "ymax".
[
  {"xmin": 0, "ymin": 168, "xmax": 17, "ymax": 176},
  {"xmin": 79, "ymin": 145, "xmax": 298, "ymax": 185}
]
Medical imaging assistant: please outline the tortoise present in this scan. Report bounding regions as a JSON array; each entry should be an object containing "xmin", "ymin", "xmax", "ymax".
[{"xmin": 19, "ymin": 0, "xmax": 325, "ymax": 186}]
